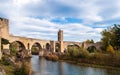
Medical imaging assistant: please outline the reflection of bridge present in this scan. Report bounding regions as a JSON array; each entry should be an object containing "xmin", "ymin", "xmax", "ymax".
[{"xmin": 0, "ymin": 17, "xmax": 101, "ymax": 59}]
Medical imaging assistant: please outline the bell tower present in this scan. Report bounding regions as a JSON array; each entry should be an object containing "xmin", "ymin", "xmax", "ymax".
[{"xmin": 58, "ymin": 29, "xmax": 64, "ymax": 52}]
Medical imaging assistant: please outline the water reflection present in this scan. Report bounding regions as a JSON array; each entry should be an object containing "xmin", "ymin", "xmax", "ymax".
[{"xmin": 31, "ymin": 55, "xmax": 120, "ymax": 75}]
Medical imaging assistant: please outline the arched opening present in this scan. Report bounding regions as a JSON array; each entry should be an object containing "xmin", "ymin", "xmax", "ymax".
[
  {"xmin": 46, "ymin": 43, "xmax": 50, "ymax": 51},
  {"xmin": 87, "ymin": 46, "xmax": 96, "ymax": 53},
  {"xmin": 9, "ymin": 41, "xmax": 26, "ymax": 55},
  {"xmin": 10, "ymin": 41, "xmax": 26, "ymax": 51},
  {"xmin": 27, "ymin": 43, "xmax": 30, "ymax": 49},
  {"xmin": 31, "ymin": 42, "xmax": 42, "ymax": 55},
  {"xmin": 55, "ymin": 43, "xmax": 60, "ymax": 52},
  {"xmin": 67, "ymin": 44, "xmax": 80, "ymax": 49},
  {"xmin": 74, "ymin": 44, "xmax": 80, "ymax": 48}
]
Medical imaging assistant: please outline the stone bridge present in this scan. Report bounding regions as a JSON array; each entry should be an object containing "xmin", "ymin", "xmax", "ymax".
[{"xmin": 0, "ymin": 17, "xmax": 102, "ymax": 59}]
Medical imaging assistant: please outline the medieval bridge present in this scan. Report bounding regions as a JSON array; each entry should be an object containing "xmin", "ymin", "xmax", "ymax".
[{"xmin": 0, "ymin": 17, "xmax": 101, "ymax": 58}]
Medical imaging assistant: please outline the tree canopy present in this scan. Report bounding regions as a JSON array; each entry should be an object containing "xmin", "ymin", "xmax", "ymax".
[
  {"xmin": 1, "ymin": 38, "xmax": 10, "ymax": 45},
  {"xmin": 101, "ymin": 24, "xmax": 120, "ymax": 51},
  {"xmin": 85, "ymin": 39, "xmax": 94, "ymax": 43}
]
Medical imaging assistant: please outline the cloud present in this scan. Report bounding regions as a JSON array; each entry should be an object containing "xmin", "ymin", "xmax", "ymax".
[{"xmin": 0, "ymin": 0, "xmax": 120, "ymax": 42}]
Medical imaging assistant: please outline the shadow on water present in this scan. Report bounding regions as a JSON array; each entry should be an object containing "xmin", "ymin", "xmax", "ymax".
[{"xmin": 31, "ymin": 55, "xmax": 120, "ymax": 75}]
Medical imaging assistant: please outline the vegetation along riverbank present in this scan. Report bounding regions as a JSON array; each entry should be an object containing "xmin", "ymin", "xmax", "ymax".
[{"xmin": 44, "ymin": 24, "xmax": 120, "ymax": 70}]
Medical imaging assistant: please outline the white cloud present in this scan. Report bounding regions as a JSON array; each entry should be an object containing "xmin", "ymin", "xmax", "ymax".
[{"xmin": 0, "ymin": 0, "xmax": 120, "ymax": 42}]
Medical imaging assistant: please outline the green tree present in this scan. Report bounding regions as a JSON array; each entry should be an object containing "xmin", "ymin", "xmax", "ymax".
[
  {"xmin": 1, "ymin": 38, "xmax": 10, "ymax": 49},
  {"xmin": 9, "ymin": 42, "xmax": 19, "ymax": 56},
  {"xmin": 101, "ymin": 29, "xmax": 113, "ymax": 51},
  {"xmin": 101, "ymin": 24, "xmax": 120, "ymax": 51},
  {"xmin": 85, "ymin": 39, "xmax": 94, "ymax": 43},
  {"xmin": 1, "ymin": 38, "xmax": 10, "ymax": 45},
  {"xmin": 112, "ymin": 24, "xmax": 120, "ymax": 50}
]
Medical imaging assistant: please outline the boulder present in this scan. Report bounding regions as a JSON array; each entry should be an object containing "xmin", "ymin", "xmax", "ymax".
[{"xmin": 16, "ymin": 49, "xmax": 32, "ymax": 59}]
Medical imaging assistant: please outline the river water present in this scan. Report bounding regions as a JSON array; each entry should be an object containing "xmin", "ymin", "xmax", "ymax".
[{"xmin": 31, "ymin": 55, "xmax": 120, "ymax": 75}]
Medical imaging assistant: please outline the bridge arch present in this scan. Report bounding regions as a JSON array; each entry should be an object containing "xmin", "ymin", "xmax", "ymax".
[
  {"xmin": 46, "ymin": 43, "xmax": 50, "ymax": 51},
  {"xmin": 31, "ymin": 42, "xmax": 42, "ymax": 54},
  {"xmin": 87, "ymin": 45, "xmax": 97, "ymax": 53},
  {"xmin": 67, "ymin": 44, "xmax": 80, "ymax": 49},
  {"xmin": 73, "ymin": 44, "xmax": 80, "ymax": 48},
  {"xmin": 9, "ymin": 41, "xmax": 26, "ymax": 51}
]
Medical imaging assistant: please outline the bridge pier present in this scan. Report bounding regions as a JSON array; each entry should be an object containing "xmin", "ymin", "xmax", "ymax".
[
  {"xmin": 50, "ymin": 41, "xmax": 56, "ymax": 52},
  {"xmin": 60, "ymin": 41, "xmax": 64, "ymax": 53}
]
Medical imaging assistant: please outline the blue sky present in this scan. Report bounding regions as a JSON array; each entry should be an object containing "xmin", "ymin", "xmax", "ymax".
[{"xmin": 0, "ymin": 0, "xmax": 120, "ymax": 42}]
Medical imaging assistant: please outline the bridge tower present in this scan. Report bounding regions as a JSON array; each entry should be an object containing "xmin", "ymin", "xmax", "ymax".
[
  {"xmin": 58, "ymin": 29, "xmax": 64, "ymax": 52},
  {"xmin": 0, "ymin": 18, "xmax": 9, "ymax": 39},
  {"xmin": 0, "ymin": 19, "xmax": 2, "ymax": 59},
  {"xmin": 0, "ymin": 18, "xmax": 10, "ymax": 59}
]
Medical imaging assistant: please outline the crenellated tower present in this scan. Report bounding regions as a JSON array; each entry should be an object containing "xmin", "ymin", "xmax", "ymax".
[
  {"xmin": 0, "ymin": 17, "xmax": 9, "ymax": 38},
  {"xmin": 0, "ymin": 17, "xmax": 10, "ymax": 59}
]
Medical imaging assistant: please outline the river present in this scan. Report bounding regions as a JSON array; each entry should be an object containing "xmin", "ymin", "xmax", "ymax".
[{"xmin": 31, "ymin": 55, "xmax": 120, "ymax": 75}]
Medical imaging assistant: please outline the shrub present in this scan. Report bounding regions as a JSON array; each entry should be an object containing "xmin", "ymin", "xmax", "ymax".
[
  {"xmin": 2, "ymin": 55, "xmax": 12, "ymax": 65},
  {"xmin": 78, "ymin": 48, "xmax": 89, "ymax": 59},
  {"xmin": 67, "ymin": 46, "xmax": 89, "ymax": 58},
  {"xmin": 10, "ymin": 47, "xmax": 17, "ymax": 56},
  {"xmin": 67, "ymin": 46, "xmax": 80, "ymax": 57},
  {"xmin": 45, "ymin": 54, "xmax": 59, "ymax": 61},
  {"xmin": 52, "ymin": 55, "xmax": 59, "ymax": 61},
  {"xmin": 14, "ymin": 62, "xmax": 31, "ymax": 75},
  {"xmin": 107, "ymin": 45, "xmax": 115, "ymax": 54}
]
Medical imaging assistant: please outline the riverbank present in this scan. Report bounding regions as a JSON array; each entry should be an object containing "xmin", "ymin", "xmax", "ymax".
[
  {"xmin": 43, "ymin": 52, "xmax": 120, "ymax": 70},
  {"xmin": 59, "ymin": 53, "xmax": 120, "ymax": 71},
  {"xmin": 59, "ymin": 58, "xmax": 120, "ymax": 71},
  {"xmin": 33, "ymin": 55, "xmax": 120, "ymax": 75}
]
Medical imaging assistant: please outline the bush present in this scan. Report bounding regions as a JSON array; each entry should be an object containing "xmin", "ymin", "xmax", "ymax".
[
  {"xmin": 45, "ymin": 54, "xmax": 59, "ymax": 61},
  {"xmin": 78, "ymin": 48, "xmax": 89, "ymax": 58},
  {"xmin": 52, "ymin": 55, "xmax": 59, "ymax": 61},
  {"xmin": 10, "ymin": 47, "xmax": 17, "ymax": 56},
  {"xmin": 2, "ymin": 55, "xmax": 12, "ymax": 65},
  {"xmin": 107, "ymin": 45, "xmax": 115, "ymax": 54},
  {"xmin": 67, "ymin": 46, "xmax": 80, "ymax": 57},
  {"xmin": 14, "ymin": 62, "xmax": 31, "ymax": 75},
  {"xmin": 67, "ymin": 46, "xmax": 89, "ymax": 58}
]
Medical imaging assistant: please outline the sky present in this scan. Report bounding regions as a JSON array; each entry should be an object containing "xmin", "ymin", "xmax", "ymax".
[{"xmin": 0, "ymin": 0, "xmax": 120, "ymax": 42}]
